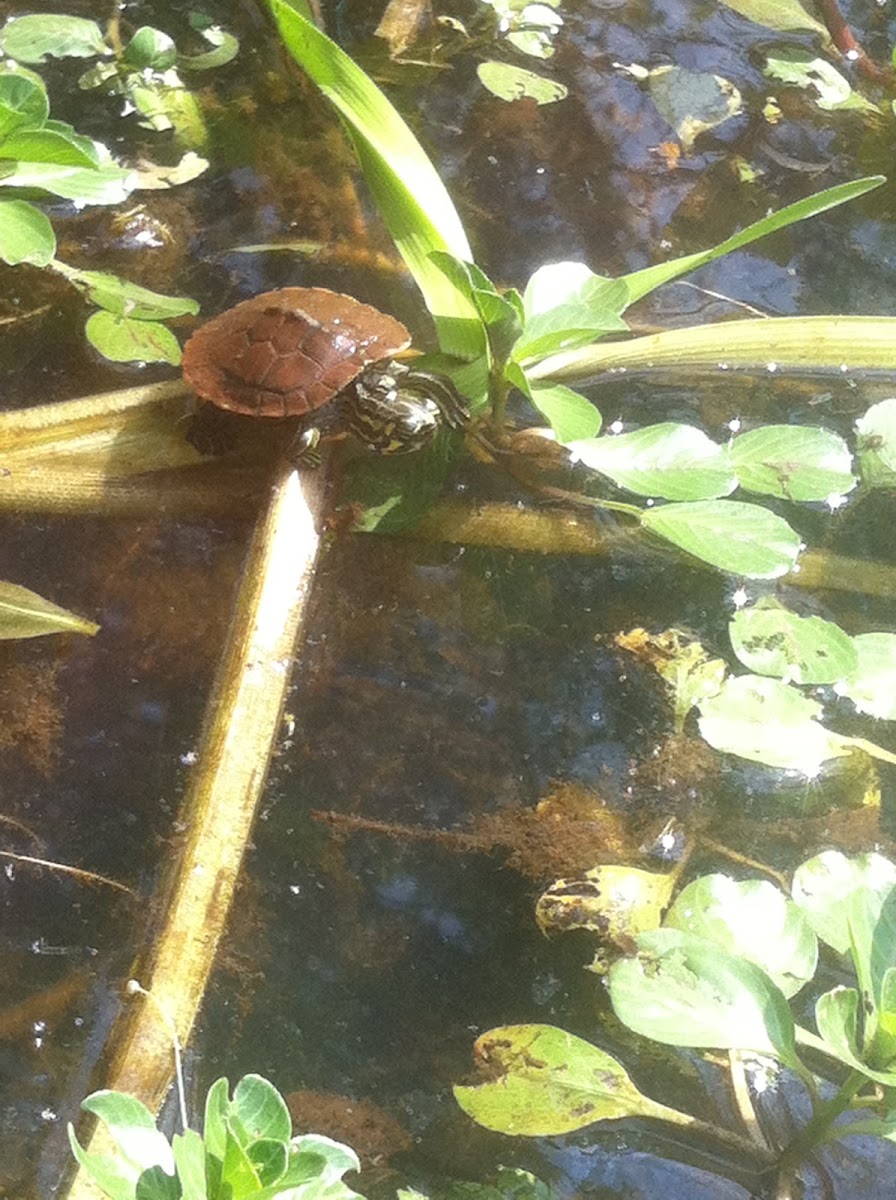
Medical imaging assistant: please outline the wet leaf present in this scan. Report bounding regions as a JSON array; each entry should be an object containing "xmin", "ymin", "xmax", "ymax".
[
  {"xmin": 665, "ymin": 874, "xmax": 817, "ymax": 997},
  {"xmin": 729, "ymin": 598, "xmax": 857, "ymax": 684},
  {"xmin": 697, "ymin": 674, "xmax": 850, "ymax": 774},
  {"xmin": 0, "ymin": 15, "xmax": 109, "ymax": 63},
  {"xmin": 648, "ymin": 66, "xmax": 742, "ymax": 154},
  {"xmin": 792, "ymin": 851, "xmax": 896, "ymax": 956},
  {"xmin": 132, "ymin": 151, "xmax": 209, "ymax": 189},
  {"xmin": 0, "ymin": 581, "xmax": 99, "ymax": 639},
  {"xmin": 342, "ymin": 435, "xmax": 460, "ymax": 532},
  {"xmin": 536, "ymin": 865, "xmax": 676, "ymax": 942},
  {"xmin": 837, "ymin": 633, "xmax": 896, "ymax": 720},
  {"xmin": 62, "ymin": 268, "xmax": 199, "ymax": 320},
  {"xmin": 720, "ymin": 0, "xmax": 828, "ymax": 37},
  {"xmin": 505, "ymin": 3, "xmax": 563, "ymax": 59},
  {"xmin": 0, "ymin": 68, "xmax": 50, "ymax": 139},
  {"xmin": 856, "ymin": 398, "xmax": 896, "ymax": 482},
  {"xmin": 178, "ymin": 27, "xmax": 240, "ymax": 72},
  {"xmin": 231, "ymin": 1074, "xmax": 293, "ymax": 1144},
  {"xmin": 529, "ymin": 383, "xmax": 601, "ymax": 442},
  {"xmin": 79, "ymin": 1091, "xmax": 175, "ymax": 1175},
  {"xmin": 0, "ymin": 199, "xmax": 54, "ymax": 265},
  {"xmin": 85, "ymin": 311, "xmax": 182, "ymax": 365},
  {"xmin": 0, "ymin": 159, "xmax": 135, "ymax": 205},
  {"xmin": 730, "ymin": 424, "xmax": 856, "ymax": 501},
  {"xmin": 453, "ymin": 1024, "xmax": 680, "ymax": 1134},
  {"xmin": 608, "ymin": 928, "xmax": 798, "ymax": 1064},
  {"xmin": 764, "ymin": 47, "xmax": 878, "ymax": 114},
  {"xmin": 569, "ymin": 423, "xmax": 736, "ymax": 500},
  {"xmin": 476, "ymin": 62, "xmax": 567, "ymax": 105},
  {"xmin": 640, "ymin": 500, "xmax": 801, "ymax": 578},
  {"xmin": 122, "ymin": 27, "xmax": 178, "ymax": 71}
]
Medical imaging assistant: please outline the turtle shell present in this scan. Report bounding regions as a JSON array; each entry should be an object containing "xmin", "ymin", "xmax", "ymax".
[{"xmin": 181, "ymin": 287, "xmax": 412, "ymax": 419}]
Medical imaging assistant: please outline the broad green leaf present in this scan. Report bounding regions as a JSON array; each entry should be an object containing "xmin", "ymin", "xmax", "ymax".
[
  {"xmin": 0, "ymin": 159, "xmax": 135, "ymax": 205},
  {"xmin": 476, "ymin": 62, "xmax": 567, "ymax": 105},
  {"xmin": 203, "ymin": 1077, "xmax": 230, "ymax": 1160},
  {"xmin": 0, "ymin": 15, "xmax": 108, "ymax": 63},
  {"xmin": 698, "ymin": 674, "xmax": 850, "ymax": 774},
  {"xmin": 665, "ymin": 875, "xmax": 817, "ymax": 997},
  {"xmin": 0, "ymin": 67, "xmax": 49, "ymax": 139},
  {"xmin": 269, "ymin": 0, "xmax": 483, "ymax": 362},
  {"xmin": 641, "ymin": 500, "xmax": 801, "ymax": 578},
  {"xmin": 856, "ymin": 399, "xmax": 896, "ymax": 488},
  {"xmin": 0, "ymin": 127, "xmax": 101, "ymax": 168},
  {"xmin": 648, "ymin": 66, "xmax": 742, "ymax": 154},
  {"xmin": 516, "ymin": 268, "xmax": 629, "ymax": 363},
  {"xmin": 247, "ymin": 1138, "xmax": 288, "ymax": 1185},
  {"xmin": 56, "ymin": 265, "xmax": 199, "ymax": 320},
  {"xmin": 847, "ymin": 883, "xmax": 896, "ymax": 1021},
  {"xmin": 134, "ymin": 1165, "xmax": 180, "ymax": 1199},
  {"xmin": 609, "ymin": 928, "xmax": 798, "ymax": 1064},
  {"xmin": 838, "ymin": 633, "xmax": 896, "ymax": 720},
  {"xmin": 0, "ymin": 199, "xmax": 54, "ymax": 265},
  {"xmin": 81, "ymin": 1091, "xmax": 175, "ymax": 1175},
  {"xmin": 453, "ymin": 1024, "xmax": 683, "ymax": 1135},
  {"xmin": 68, "ymin": 1128, "xmax": 140, "ymax": 1200},
  {"xmin": 341, "ymin": 435, "xmax": 461, "ymax": 532},
  {"xmin": 231, "ymin": 1074, "xmax": 292, "ymax": 1145},
  {"xmin": 569, "ymin": 423, "xmax": 736, "ymax": 500},
  {"xmin": 123, "ymin": 27, "xmax": 178, "ymax": 70},
  {"xmin": 793, "ymin": 851, "xmax": 896, "ymax": 956},
  {"xmin": 529, "ymin": 383, "xmax": 601, "ymax": 442},
  {"xmin": 85, "ymin": 311, "xmax": 182, "ymax": 365},
  {"xmin": 720, "ymin": 0, "xmax": 827, "ymax": 35},
  {"xmin": 815, "ymin": 986, "xmax": 896, "ymax": 1085},
  {"xmin": 535, "ymin": 865, "xmax": 676, "ymax": 941},
  {"xmin": 171, "ymin": 1130, "xmax": 208, "ymax": 1200},
  {"xmin": 729, "ymin": 598, "xmax": 857, "ymax": 684},
  {"xmin": 621, "ymin": 177, "xmax": 883, "ymax": 305},
  {"xmin": 730, "ymin": 424, "xmax": 855, "ymax": 501},
  {"xmin": 764, "ymin": 47, "xmax": 877, "ymax": 113},
  {"xmin": 221, "ymin": 1127, "xmax": 262, "ymax": 1194},
  {"xmin": 0, "ymin": 580, "xmax": 99, "ymax": 639}
]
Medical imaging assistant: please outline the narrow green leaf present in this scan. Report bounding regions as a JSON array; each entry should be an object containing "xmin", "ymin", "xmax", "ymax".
[
  {"xmin": 202, "ymin": 1078, "xmax": 230, "ymax": 1160},
  {"xmin": 171, "ymin": 1130, "xmax": 208, "ymax": 1200},
  {"xmin": 697, "ymin": 674, "xmax": 850, "ymax": 774},
  {"xmin": 838, "ymin": 633, "xmax": 896, "ymax": 720},
  {"xmin": 609, "ymin": 928, "xmax": 798, "ymax": 1064},
  {"xmin": 729, "ymin": 598, "xmax": 858, "ymax": 684},
  {"xmin": 529, "ymin": 382, "xmax": 601, "ymax": 442},
  {"xmin": 570, "ymin": 423, "xmax": 736, "ymax": 500},
  {"xmin": 0, "ymin": 199, "xmax": 54, "ymax": 265},
  {"xmin": 85, "ymin": 311, "xmax": 182, "ymax": 365},
  {"xmin": 178, "ymin": 28, "xmax": 240, "ymax": 71},
  {"xmin": 268, "ymin": 0, "xmax": 483, "ymax": 361},
  {"xmin": 664, "ymin": 875, "xmax": 817, "ymax": 998},
  {"xmin": 0, "ymin": 15, "xmax": 109, "ymax": 63},
  {"xmin": 622, "ymin": 177, "xmax": 884, "ymax": 304},
  {"xmin": 730, "ymin": 424, "xmax": 856, "ymax": 501},
  {"xmin": 641, "ymin": 499, "xmax": 801, "ymax": 578},
  {"xmin": 0, "ymin": 580, "xmax": 99, "ymax": 639},
  {"xmin": 453, "ymin": 1024, "xmax": 683, "ymax": 1135}
]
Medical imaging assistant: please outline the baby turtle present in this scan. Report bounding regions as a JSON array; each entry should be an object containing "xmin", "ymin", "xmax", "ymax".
[{"xmin": 182, "ymin": 286, "xmax": 467, "ymax": 460}]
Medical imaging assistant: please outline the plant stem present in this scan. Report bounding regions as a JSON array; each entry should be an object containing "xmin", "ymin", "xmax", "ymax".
[{"xmin": 776, "ymin": 1071, "xmax": 866, "ymax": 1176}]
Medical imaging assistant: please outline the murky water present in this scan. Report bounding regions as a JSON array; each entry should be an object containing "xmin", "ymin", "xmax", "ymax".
[{"xmin": 4, "ymin": 0, "xmax": 896, "ymax": 1196}]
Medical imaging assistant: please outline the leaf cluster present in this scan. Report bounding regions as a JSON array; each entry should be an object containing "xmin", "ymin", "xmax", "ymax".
[{"xmin": 68, "ymin": 1074, "xmax": 364, "ymax": 1200}]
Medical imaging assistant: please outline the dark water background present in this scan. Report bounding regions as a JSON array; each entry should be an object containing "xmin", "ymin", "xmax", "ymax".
[{"xmin": 3, "ymin": 0, "xmax": 896, "ymax": 1196}]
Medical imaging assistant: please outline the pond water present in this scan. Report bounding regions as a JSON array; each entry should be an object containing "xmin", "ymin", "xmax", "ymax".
[{"xmin": 4, "ymin": 0, "xmax": 896, "ymax": 1198}]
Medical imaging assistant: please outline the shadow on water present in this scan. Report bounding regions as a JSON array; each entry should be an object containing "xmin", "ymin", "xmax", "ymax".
[{"xmin": 3, "ymin": 0, "xmax": 896, "ymax": 1196}]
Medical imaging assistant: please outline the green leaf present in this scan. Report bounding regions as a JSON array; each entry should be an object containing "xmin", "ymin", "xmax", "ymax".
[
  {"xmin": 123, "ymin": 27, "xmax": 178, "ymax": 71},
  {"xmin": 792, "ymin": 851, "xmax": 896, "ymax": 956},
  {"xmin": 57, "ymin": 265, "xmax": 199, "ymax": 320},
  {"xmin": 203, "ymin": 1077, "xmax": 230, "ymax": 1160},
  {"xmin": 135, "ymin": 1165, "xmax": 180, "ymax": 1199},
  {"xmin": 453, "ymin": 1024, "xmax": 683, "ymax": 1135},
  {"xmin": 515, "ymin": 267, "xmax": 629, "ymax": 363},
  {"xmin": 247, "ymin": 1138, "xmax": 288, "ymax": 1185},
  {"xmin": 342, "ymin": 436, "xmax": 460, "ymax": 532},
  {"xmin": 178, "ymin": 27, "xmax": 240, "ymax": 71},
  {"xmin": 529, "ymin": 383, "xmax": 601, "ymax": 442},
  {"xmin": 476, "ymin": 62, "xmax": 567, "ymax": 105},
  {"xmin": 171, "ymin": 1130, "xmax": 208, "ymax": 1200},
  {"xmin": 647, "ymin": 66, "xmax": 742, "ymax": 154},
  {"xmin": 764, "ymin": 47, "xmax": 877, "ymax": 113},
  {"xmin": 697, "ymin": 674, "xmax": 850, "ymax": 774},
  {"xmin": 664, "ymin": 875, "xmax": 817, "ymax": 998},
  {"xmin": 231, "ymin": 1075, "xmax": 292, "ymax": 1145},
  {"xmin": 0, "ymin": 67, "xmax": 49, "ymax": 139},
  {"xmin": 0, "ymin": 159, "xmax": 135, "ymax": 205},
  {"xmin": 0, "ymin": 199, "xmax": 54, "ymax": 265},
  {"xmin": 81, "ymin": 1091, "xmax": 175, "ymax": 1175},
  {"xmin": 720, "ymin": 0, "xmax": 828, "ymax": 36},
  {"xmin": 0, "ymin": 580, "xmax": 99, "ymax": 639},
  {"xmin": 0, "ymin": 127, "xmax": 103, "ymax": 168},
  {"xmin": 730, "ymin": 424, "xmax": 856, "ymax": 501},
  {"xmin": 815, "ymin": 986, "xmax": 896, "ymax": 1085},
  {"xmin": 608, "ymin": 928, "xmax": 798, "ymax": 1064},
  {"xmin": 221, "ymin": 1127, "xmax": 262, "ymax": 1194},
  {"xmin": 85, "ymin": 311, "xmax": 182, "ymax": 365},
  {"xmin": 68, "ymin": 1127, "xmax": 140, "ymax": 1200},
  {"xmin": 640, "ymin": 499, "xmax": 801, "ymax": 578},
  {"xmin": 621, "ymin": 177, "xmax": 884, "ymax": 305},
  {"xmin": 0, "ymin": 15, "xmax": 108, "ymax": 63},
  {"xmin": 856, "ymin": 398, "xmax": 896, "ymax": 487},
  {"xmin": 268, "ymin": 0, "xmax": 483, "ymax": 362},
  {"xmin": 729, "ymin": 598, "xmax": 858, "ymax": 685},
  {"xmin": 837, "ymin": 633, "xmax": 896, "ymax": 720},
  {"xmin": 536, "ymin": 865, "xmax": 676, "ymax": 941},
  {"xmin": 569, "ymin": 423, "xmax": 736, "ymax": 501}
]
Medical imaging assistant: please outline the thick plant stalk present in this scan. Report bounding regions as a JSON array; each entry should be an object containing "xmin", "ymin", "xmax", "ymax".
[{"xmin": 63, "ymin": 461, "xmax": 327, "ymax": 1199}]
